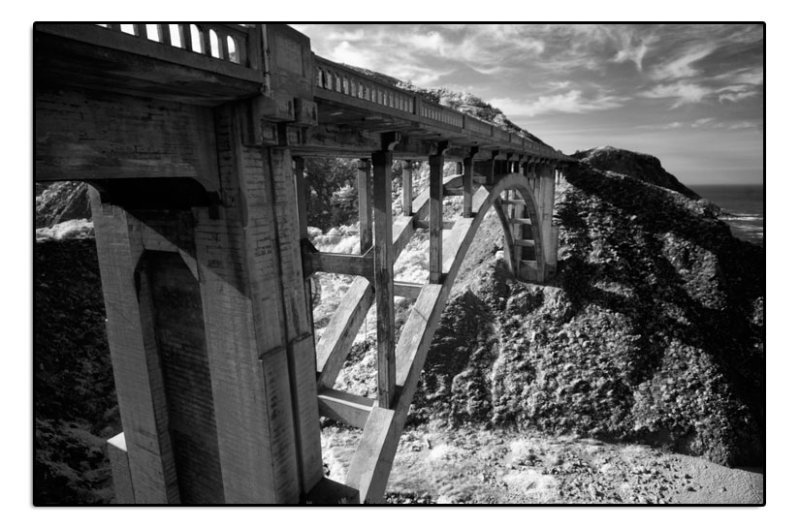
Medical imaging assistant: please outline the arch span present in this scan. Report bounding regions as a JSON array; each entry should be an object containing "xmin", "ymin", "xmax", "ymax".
[{"xmin": 340, "ymin": 172, "xmax": 549, "ymax": 503}]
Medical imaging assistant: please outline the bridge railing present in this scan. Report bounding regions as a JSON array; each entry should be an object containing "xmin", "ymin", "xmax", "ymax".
[
  {"xmin": 314, "ymin": 56, "xmax": 559, "ymax": 158},
  {"xmin": 96, "ymin": 23, "xmax": 258, "ymax": 68},
  {"xmin": 36, "ymin": 23, "xmax": 264, "ymax": 85},
  {"xmin": 315, "ymin": 56, "xmax": 416, "ymax": 114}
]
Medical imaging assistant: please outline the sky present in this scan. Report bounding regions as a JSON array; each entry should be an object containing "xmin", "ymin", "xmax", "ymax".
[{"xmin": 293, "ymin": 24, "xmax": 764, "ymax": 186}]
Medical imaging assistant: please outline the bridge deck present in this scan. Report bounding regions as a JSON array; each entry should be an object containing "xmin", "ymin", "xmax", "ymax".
[{"xmin": 35, "ymin": 23, "xmax": 569, "ymax": 162}]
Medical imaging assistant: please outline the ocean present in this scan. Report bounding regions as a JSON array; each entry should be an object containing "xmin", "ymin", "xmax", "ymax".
[{"xmin": 690, "ymin": 184, "xmax": 764, "ymax": 246}]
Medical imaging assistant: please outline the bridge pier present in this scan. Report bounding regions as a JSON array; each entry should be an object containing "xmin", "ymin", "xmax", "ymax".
[{"xmin": 92, "ymin": 102, "xmax": 324, "ymax": 504}]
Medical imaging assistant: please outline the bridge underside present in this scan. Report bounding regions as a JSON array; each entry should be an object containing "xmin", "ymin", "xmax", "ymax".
[{"xmin": 35, "ymin": 23, "xmax": 567, "ymax": 504}]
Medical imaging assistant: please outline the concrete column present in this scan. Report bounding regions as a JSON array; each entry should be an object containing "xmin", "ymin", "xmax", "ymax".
[
  {"xmin": 90, "ymin": 192, "xmax": 179, "ymax": 505},
  {"xmin": 357, "ymin": 159, "xmax": 373, "ymax": 254},
  {"xmin": 538, "ymin": 163, "xmax": 557, "ymax": 278},
  {"xmin": 269, "ymin": 147, "xmax": 324, "ymax": 496},
  {"xmin": 192, "ymin": 103, "xmax": 322, "ymax": 502},
  {"xmin": 372, "ymin": 149, "xmax": 396, "ymax": 408},
  {"xmin": 462, "ymin": 155, "xmax": 474, "ymax": 218},
  {"xmin": 429, "ymin": 151, "xmax": 445, "ymax": 283},
  {"xmin": 401, "ymin": 160, "xmax": 413, "ymax": 216}
]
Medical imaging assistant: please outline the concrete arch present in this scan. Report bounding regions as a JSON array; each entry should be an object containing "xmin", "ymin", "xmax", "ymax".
[{"xmin": 482, "ymin": 173, "xmax": 545, "ymax": 283}]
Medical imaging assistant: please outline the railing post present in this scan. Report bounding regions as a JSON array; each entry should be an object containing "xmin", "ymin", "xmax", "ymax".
[
  {"xmin": 373, "ymin": 132, "xmax": 400, "ymax": 408},
  {"xmin": 201, "ymin": 25, "xmax": 213, "ymax": 56},
  {"xmin": 401, "ymin": 160, "xmax": 413, "ymax": 217},
  {"xmin": 181, "ymin": 24, "xmax": 193, "ymax": 51},
  {"xmin": 429, "ymin": 141, "xmax": 449, "ymax": 284},
  {"xmin": 357, "ymin": 159, "xmax": 373, "ymax": 254},
  {"xmin": 157, "ymin": 24, "xmax": 172, "ymax": 46}
]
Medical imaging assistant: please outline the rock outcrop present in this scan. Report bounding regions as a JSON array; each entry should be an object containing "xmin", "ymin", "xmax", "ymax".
[
  {"xmin": 572, "ymin": 146, "xmax": 701, "ymax": 200},
  {"xmin": 36, "ymin": 182, "xmax": 92, "ymax": 228},
  {"xmin": 413, "ymin": 158, "xmax": 764, "ymax": 467}
]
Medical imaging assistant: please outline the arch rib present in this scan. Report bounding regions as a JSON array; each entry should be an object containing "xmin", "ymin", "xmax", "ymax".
[{"xmin": 343, "ymin": 173, "xmax": 547, "ymax": 503}]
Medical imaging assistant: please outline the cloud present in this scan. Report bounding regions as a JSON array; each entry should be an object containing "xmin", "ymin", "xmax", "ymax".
[
  {"xmin": 727, "ymin": 120, "xmax": 760, "ymax": 130},
  {"xmin": 489, "ymin": 90, "xmax": 628, "ymax": 117},
  {"xmin": 637, "ymin": 121, "xmax": 685, "ymax": 130},
  {"xmin": 719, "ymin": 91, "xmax": 758, "ymax": 103},
  {"xmin": 640, "ymin": 82, "xmax": 714, "ymax": 107},
  {"xmin": 611, "ymin": 30, "xmax": 653, "ymax": 71},
  {"xmin": 691, "ymin": 118, "xmax": 714, "ymax": 128},
  {"xmin": 328, "ymin": 38, "xmax": 451, "ymax": 86},
  {"xmin": 650, "ymin": 44, "xmax": 716, "ymax": 81},
  {"xmin": 715, "ymin": 66, "xmax": 763, "ymax": 86}
]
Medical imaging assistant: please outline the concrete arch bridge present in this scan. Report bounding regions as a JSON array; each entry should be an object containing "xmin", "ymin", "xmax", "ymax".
[{"xmin": 34, "ymin": 23, "xmax": 572, "ymax": 504}]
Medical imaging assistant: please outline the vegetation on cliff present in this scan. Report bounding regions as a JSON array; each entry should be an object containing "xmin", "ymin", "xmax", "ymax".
[{"xmin": 34, "ymin": 239, "xmax": 118, "ymax": 504}]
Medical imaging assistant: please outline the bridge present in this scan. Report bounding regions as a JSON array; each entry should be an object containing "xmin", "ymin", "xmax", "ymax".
[{"xmin": 35, "ymin": 23, "xmax": 572, "ymax": 504}]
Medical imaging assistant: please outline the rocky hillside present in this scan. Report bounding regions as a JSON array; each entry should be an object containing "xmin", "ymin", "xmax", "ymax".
[
  {"xmin": 572, "ymin": 146, "xmax": 701, "ymax": 200},
  {"xmin": 409, "ymin": 155, "xmax": 764, "ymax": 467}
]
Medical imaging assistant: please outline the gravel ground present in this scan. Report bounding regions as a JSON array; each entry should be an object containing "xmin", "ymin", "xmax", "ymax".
[{"xmin": 321, "ymin": 423, "xmax": 763, "ymax": 505}]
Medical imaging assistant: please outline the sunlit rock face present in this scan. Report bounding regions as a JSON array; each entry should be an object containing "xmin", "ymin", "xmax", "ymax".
[
  {"xmin": 36, "ymin": 181, "xmax": 92, "ymax": 228},
  {"xmin": 572, "ymin": 146, "xmax": 702, "ymax": 200}
]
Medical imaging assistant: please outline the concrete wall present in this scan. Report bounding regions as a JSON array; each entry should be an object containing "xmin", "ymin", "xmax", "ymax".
[{"xmin": 36, "ymin": 88, "xmax": 219, "ymax": 192}]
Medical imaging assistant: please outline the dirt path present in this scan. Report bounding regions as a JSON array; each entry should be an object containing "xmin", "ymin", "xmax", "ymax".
[{"xmin": 320, "ymin": 424, "xmax": 763, "ymax": 504}]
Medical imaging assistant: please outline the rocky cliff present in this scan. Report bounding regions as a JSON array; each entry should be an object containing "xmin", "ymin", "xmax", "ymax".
[
  {"xmin": 35, "ymin": 182, "xmax": 92, "ymax": 228},
  {"xmin": 412, "ymin": 153, "xmax": 764, "ymax": 467},
  {"xmin": 572, "ymin": 146, "xmax": 702, "ymax": 200}
]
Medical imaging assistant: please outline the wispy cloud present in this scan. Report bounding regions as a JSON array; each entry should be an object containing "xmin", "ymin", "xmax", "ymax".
[
  {"xmin": 718, "ymin": 90, "xmax": 759, "ymax": 103},
  {"xmin": 490, "ymin": 90, "xmax": 628, "ymax": 117},
  {"xmin": 640, "ymin": 82, "xmax": 714, "ymax": 107},
  {"xmin": 714, "ymin": 66, "xmax": 763, "ymax": 86},
  {"xmin": 636, "ymin": 117, "xmax": 761, "ymax": 131},
  {"xmin": 650, "ymin": 44, "xmax": 716, "ymax": 81},
  {"xmin": 691, "ymin": 118, "xmax": 714, "ymax": 128}
]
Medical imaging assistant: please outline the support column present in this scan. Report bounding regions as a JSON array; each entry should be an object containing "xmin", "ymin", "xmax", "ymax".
[
  {"xmin": 270, "ymin": 148, "xmax": 325, "ymax": 496},
  {"xmin": 462, "ymin": 152, "xmax": 476, "ymax": 218},
  {"xmin": 90, "ymin": 194, "xmax": 179, "ymax": 504},
  {"xmin": 191, "ymin": 103, "xmax": 323, "ymax": 503},
  {"xmin": 510, "ymin": 160, "xmax": 524, "ymax": 268},
  {"xmin": 401, "ymin": 160, "xmax": 413, "ymax": 216},
  {"xmin": 538, "ymin": 163, "xmax": 557, "ymax": 279},
  {"xmin": 429, "ymin": 142, "xmax": 448, "ymax": 284},
  {"xmin": 294, "ymin": 156, "xmax": 314, "ymax": 329},
  {"xmin": 358, "ymin": 159, "xmax": 373, "ymax": 254},
  {"xmin": 293, "ymin": 157, "xmax": 308, "ymax": 241},
  {"xmin": 372, "ymin": 133, "xmax": 399, "ymax": 408},
  {"xmin": 490, "ymin": 150, "xmax": 500, "ymax": 185}
]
